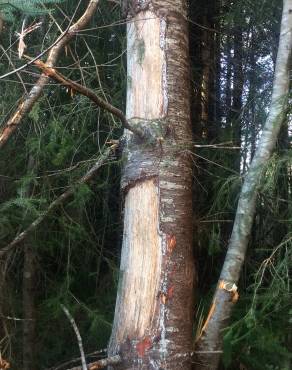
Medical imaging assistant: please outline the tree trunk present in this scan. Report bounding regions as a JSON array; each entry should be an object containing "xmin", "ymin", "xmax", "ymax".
[
  {"xmin": 194, "ymin": 1, "xmax": 292, "ymax": 368},
  {"xmin": 108, "ymin": 0, "xmax": 195, "ymax": 368},
  {"xmin": 230, "ymin": 26, "xmax": 244, "ymax": 172},
  {"xmin": 22, "ymin": 245, "xmax": 37, "ymax": 370},
  {"xmin": 22, "ymin": 156, "xmax": 37, "ymax": 370}
]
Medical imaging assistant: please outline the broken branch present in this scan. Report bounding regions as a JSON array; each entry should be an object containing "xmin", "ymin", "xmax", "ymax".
[
  {"xmin": 66, "ymin": 355, "xmax": 121, "ymax": 370},
  {"xmin": 31, "ymin": 59, "xmax": 143, "ymax": 138},
  {"xmin": 0, "ymin": 0, "xmax": 100, "ymax": 149},
  {"xmin": 61, "ymin": 305, "xmax": 87, "ymax": 370}
]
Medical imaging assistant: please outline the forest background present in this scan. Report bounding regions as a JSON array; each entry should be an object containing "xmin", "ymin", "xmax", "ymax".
[{"xmin": 0, "ymin": 0, "xmax": 291, "ymax": 369}]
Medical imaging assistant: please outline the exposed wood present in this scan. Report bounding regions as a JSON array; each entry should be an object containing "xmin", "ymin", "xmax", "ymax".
[
  {"xmin": 110, "ymin": 179, "xmax": 162, "ymax": 342},
  {"xmin": 108, "ymin": 1, "xmax": 194, "ymax": 368},
  {"xmin": 0, "ymin": 0, "xmax": 100, "ymax": 149},
  {"xmin": 194, "ymin": 1, "xmax": 292, "ymax": 368}
]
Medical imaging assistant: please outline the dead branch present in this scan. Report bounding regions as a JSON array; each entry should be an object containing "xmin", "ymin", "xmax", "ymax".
[
  {"xmin": 67, "ymin": 355, "xmax": 121, "ymax": 370},
  {"xmin": 0, "ymin": 145, "xmax": 116, "ymax": 256},
  {"xmin": 31, "ymin": 59, "xmax": 144, "ymax": 138},
  {"xmin": 61, "ymin": 305, "xmax": 87, "ymax": 370},
  {"xmin": 45, "ymin": 349, "xmax": 107, "ymax": 370},
  {"xmin": 0, "ymin": 0, "xmax": 100, "ymax": 149}
]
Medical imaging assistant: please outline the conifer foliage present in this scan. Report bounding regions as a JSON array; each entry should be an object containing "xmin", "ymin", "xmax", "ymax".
[{"xmin": 0, "ymin": 0, "xmax": 66, "ymax": 21}]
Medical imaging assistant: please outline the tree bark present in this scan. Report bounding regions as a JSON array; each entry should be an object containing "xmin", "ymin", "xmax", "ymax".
[
  {"xmin": 194, "ymin": 1, "xmax": 292, "ymax": 369},
  {"xmin": 108, "ymin": 0, "xmax": 195, "ymax": 369}
]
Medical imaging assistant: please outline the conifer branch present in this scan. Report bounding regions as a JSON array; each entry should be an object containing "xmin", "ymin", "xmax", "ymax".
[
  {"xmin": 0, "ymin": 145, "xmax": 116, "ymax": 256},
  {"xmin": 0, "ymin": 0, "xmax": 100, "ymax": 149}
]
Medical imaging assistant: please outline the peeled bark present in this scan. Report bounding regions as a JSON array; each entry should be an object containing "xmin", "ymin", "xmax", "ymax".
[
  {"xmin": 194, "ymin": 1, "xmax": 292, "ymax": 369},
  {"xmin": 108, "ymin": 1, "xmax": 195, "ymax": 369}
]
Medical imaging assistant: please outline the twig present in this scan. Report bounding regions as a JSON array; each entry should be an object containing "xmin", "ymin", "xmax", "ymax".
[
  {"xmin": 0, "ymin": 146, "xmax": 115, "ymax": 256},
  {"xmin": 0, "ymin": 1, "xmax": 81, "ymax": 80},
  {"xmin": 45, "ymin": 349, "xmax": 107, "ymax": 370},
  {"xmin": 0, "ymin": 0, "xmax": 100, "ymax": 149},
  {"xmin": 30, "ymin": 58, "xmax": 143, "ymax": 138},
  {"xmin": 67, "ymin": 355, "xmax": 121, "ymax": 370},
  {"xmin": 61, "ymin": 305, "xmax": 87, "ymax": 370}
]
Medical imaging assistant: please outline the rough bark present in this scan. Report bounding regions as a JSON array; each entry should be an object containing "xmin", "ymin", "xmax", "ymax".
[
  {"xmin": 0, "ymin": 0, "xmax": 100, "ymax": 149},
  {"xmin": 108, "ymin": 1, "xmax": 194, "ymax": 369},
  {"xmin": 194, "ymin": 1, "xmax": 292, "ymax": 369}
]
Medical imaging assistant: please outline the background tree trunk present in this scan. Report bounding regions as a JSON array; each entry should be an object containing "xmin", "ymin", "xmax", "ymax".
[
  {"xmin": 108, "ymin": 0, "xmax": 195, "ymax": 368},
  {"xmin": 194, "ymin": 1, "xmax": 292, "ymax": 368},
  {"xmin": 22, "ymin": 155, "xmax": 37, "ymax": 370}
]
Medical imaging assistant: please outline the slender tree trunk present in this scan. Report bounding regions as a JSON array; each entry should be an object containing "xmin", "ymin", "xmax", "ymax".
[
  {"xmin": 22, "ymin": 245, "xmax": 37, "ymax": 370},
  {"xmin": 108, "ymin": 0, "xmax": 195, "ymax": 368},
  {"xmin": 248, "ymin": 29, "xmax": 257, "ymax": 160},
  {"xmin": 230, "ymin": 26, "xmax": 244, "ymax": 172},
  {"xmin": 22, "ymin": 156, "xmax": 37, "ymax": 370},
  {"xmin": 0, "ymin": 16, "xmax": 3, "ymax": 35},
  {"xmin": 207, "ymin": 0, "xmax": 221, "ymax": 141},
  {"xmin": 224, "ymin": 35, "xmax": 232, "ymax": 127},
  {"xmin": 194, "ymin": 1, "xmax": 292, "ymax": 369}
]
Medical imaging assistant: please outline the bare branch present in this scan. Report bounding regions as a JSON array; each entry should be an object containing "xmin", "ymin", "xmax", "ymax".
[
  {"xmin": 0, "ymin": 145, "xmax": 116, "ymax": 256},
  {"xmin": 66, "ymin": 355, "xmax": 121, "ymax": 370},
  {"xmin": 61, "ymin": 305, "xmax": 87, "ymax": 370},
  {"xmin": 0, "ymin": 0, "xmax": 100, "ymax": 149},
  {"xmin": 31, "ymin": 58, "xmax": 144, "ymax": 138}
]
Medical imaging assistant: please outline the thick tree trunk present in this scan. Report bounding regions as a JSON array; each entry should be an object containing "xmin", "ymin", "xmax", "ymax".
[
  {"xmin": 194, "ymin": 1, "xmax": 292, "ymax": 369},
  {"xmin": 108, "ymin": 1, "xmax": 195, "ymax": 369}
]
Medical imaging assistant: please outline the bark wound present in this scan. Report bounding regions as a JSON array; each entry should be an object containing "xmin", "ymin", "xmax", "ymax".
[
  {"xmin": 109, "ymin": 180, "xmax": 162, "ymax": 352},
  {"xmin": 126, "ymin": 11, "xmax": 167, "ymax": 119},
  {"xmin": 109, "ymin": 2, "xmax": 194, "ymax": 368}
]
